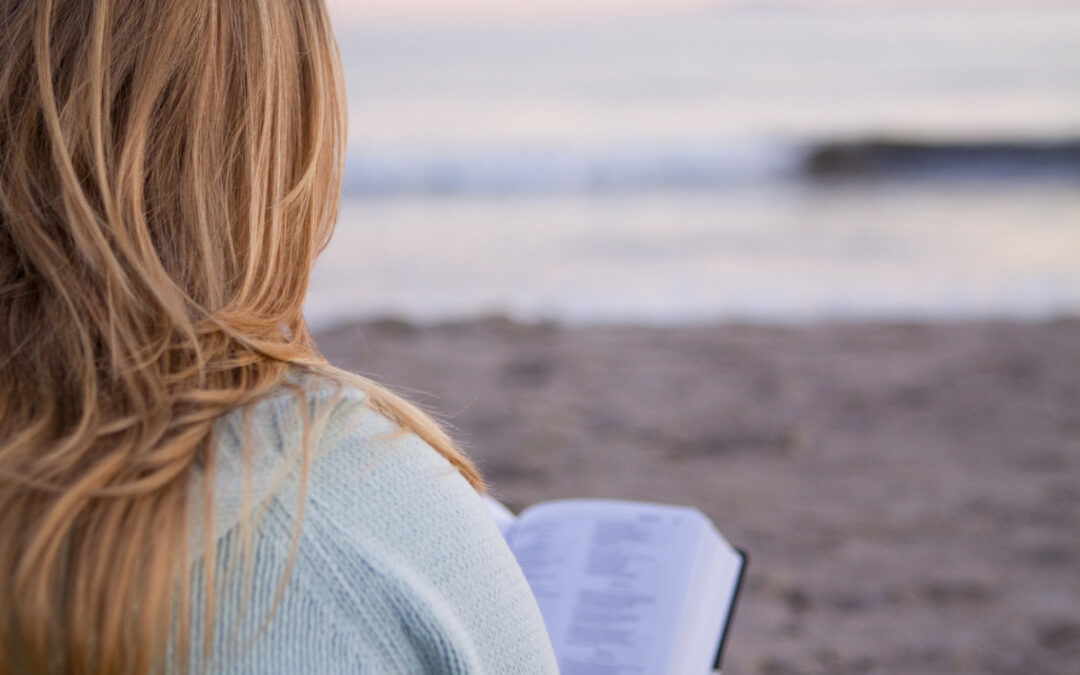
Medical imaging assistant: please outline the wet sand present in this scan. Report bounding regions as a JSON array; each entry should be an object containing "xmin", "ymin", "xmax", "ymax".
[{"xmin": 318, "ymin": 317, "xmax": 1080, "ymax": 675}]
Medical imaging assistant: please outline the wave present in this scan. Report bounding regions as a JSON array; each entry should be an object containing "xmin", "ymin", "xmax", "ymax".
[
  {"xmin": 342, "ymin": 137, "xmax": 1080, "ymax": 196},
  {"xmin": 342, "ymin": 141, "xmax": 801, "ymax": 196}
]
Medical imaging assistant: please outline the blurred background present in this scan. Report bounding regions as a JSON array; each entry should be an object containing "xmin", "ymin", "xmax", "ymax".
[
  {"xmin": 310, "ymin": 0, "xmax": 1080, "ymax": 328},
  {"xmin": 314, "ymin": 1, "xmax": 1080, "ymax": 673}
]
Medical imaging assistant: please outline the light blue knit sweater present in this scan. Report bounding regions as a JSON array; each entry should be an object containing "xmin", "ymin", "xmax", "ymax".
[{"xmin": 178, "ymin": 372, "xmax": 558, "ymax": 673}]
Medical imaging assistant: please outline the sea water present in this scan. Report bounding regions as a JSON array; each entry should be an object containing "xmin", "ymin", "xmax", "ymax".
[{"xmin": 306, "ymin": 2, "xmax": 1080, "ymax": 328}]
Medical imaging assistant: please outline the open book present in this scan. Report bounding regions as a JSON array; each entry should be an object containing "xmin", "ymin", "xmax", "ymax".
[{"xmin": 485, "ymin": 497, "xmax": 747, "ymax": 675}]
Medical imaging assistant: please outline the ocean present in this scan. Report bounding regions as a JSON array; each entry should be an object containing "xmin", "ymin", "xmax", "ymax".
[{"xmin": 306, "ymin": 1, "xmax": 1080, "ymax": 329}]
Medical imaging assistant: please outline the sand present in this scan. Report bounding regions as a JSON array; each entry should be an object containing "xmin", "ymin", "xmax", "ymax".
[{"xmin": 317, "ymin": 317, "xmax": 1080, "ymax": 675}]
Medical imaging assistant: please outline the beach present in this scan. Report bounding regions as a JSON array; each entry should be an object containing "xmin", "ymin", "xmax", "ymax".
[
  {"xmin": 318, "ymin": 317, "xmax": 1080, "ymax": 675},
  {"xmin": 311, "ymin": 4, "xmax": 1080, "ymax": 671}
]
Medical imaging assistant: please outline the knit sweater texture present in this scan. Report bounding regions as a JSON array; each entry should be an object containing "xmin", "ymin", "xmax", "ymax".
[{"xmin": 177, "ymin": 372, "xmax": 558, "ymax": 673}]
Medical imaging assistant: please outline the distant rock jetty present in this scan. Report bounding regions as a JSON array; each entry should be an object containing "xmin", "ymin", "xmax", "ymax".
[{"xmin": 803, "ymin": 138, "xmax": 1080, "ymax": 179}]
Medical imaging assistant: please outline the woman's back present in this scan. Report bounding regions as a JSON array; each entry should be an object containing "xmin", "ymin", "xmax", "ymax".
[
  {"xmin": 0, "ymin": 1, "xmax": 554, "ymax": 671},
  {"xmin": 181, "ymin": 373, "xmax": 556, "ymax": 673}
]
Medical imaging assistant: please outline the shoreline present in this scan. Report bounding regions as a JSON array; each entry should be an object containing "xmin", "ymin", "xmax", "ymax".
[{"xmin": 317, "ymin": 316, "xmax": 1080, "ymax": 674}]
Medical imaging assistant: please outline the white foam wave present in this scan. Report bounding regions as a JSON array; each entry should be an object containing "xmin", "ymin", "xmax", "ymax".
[{"xmin": 343, "ymin": 140, "xmax": 802, "ymax": 195}]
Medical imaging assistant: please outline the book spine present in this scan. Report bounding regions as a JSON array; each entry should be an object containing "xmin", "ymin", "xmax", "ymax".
[{"xmin": 712, "ymin": 549, "xmax": 749, "ymax": 672}]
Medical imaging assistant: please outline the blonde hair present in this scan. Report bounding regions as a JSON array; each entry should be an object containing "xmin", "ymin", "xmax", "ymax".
[{"xmin": 0, "ymin": 1, "xmax": 481, "ymax": 672}]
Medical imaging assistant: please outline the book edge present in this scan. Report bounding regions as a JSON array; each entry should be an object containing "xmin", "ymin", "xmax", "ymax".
[{"xmin": 712, "ymin": 548, "xmax": 749, "ymax": 672}]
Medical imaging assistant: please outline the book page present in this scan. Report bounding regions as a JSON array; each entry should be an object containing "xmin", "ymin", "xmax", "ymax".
[
  {"xmin": 482, "ymin": 495, "xmax": 518, "ymax": 540},
  {"xmin": 669, "ymin": 527, "xmax": 744, "ymax": 674},
  {"xmin": 509, "ymin": 500, "xmax": 709, "ymax": 675}
]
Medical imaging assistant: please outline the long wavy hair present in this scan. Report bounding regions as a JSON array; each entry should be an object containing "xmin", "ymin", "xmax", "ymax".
[{"xmin": 0, "ymin": 1, "xmax": 482, "ymax": 672}]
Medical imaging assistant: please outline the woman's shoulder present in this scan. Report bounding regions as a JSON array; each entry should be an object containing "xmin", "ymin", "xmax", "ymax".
[
  {"xmin": 211, "ymin": 366, "xmax": 371, "ymax": 460},
  {"xmin": 193, "ymin": 367, "xmax": 558, "ymax": 673},
  {"xmin": 201, "ymin": 367, "xmax": 459, "ymax": 555}
]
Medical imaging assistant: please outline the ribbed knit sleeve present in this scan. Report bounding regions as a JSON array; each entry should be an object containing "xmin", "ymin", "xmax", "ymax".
[{"xmin": 180, "ymin": 377, "xmax": 559, "ymax": 674}]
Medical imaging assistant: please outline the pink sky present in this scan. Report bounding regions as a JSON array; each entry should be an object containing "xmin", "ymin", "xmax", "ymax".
[
  {"xmin": 325, "ymin": 1, "xmax": 1005, "ymax": 26},
  {"xmin": 326, "ymin": 0, "xmax": 712, "ymax": 24}
]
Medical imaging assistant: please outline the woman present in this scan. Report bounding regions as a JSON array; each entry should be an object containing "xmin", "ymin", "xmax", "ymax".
[{"xmin": 0, "ymin": 1, "xmax": 557, "ymax": 672}]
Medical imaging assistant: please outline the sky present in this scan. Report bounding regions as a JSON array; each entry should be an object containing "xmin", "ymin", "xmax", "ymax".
[
  {"xmin": 325, "ymin": 0, "xmax": 1051, "ymax": 28},
  {"xmin": 325, "ymin": 0, "xmax": 712, "ymax": 25}
]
